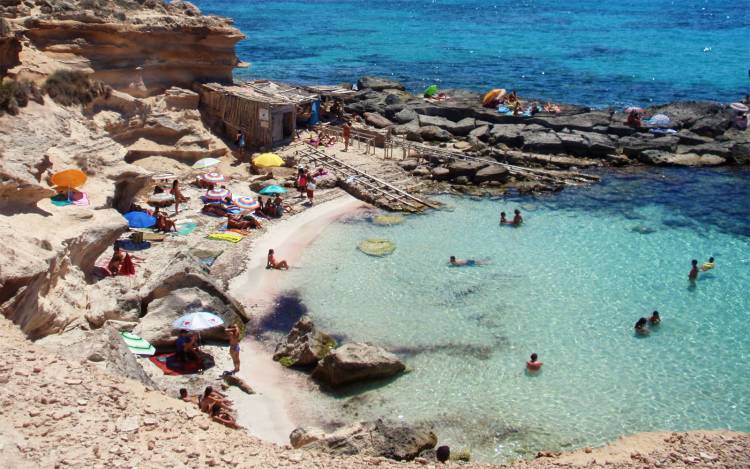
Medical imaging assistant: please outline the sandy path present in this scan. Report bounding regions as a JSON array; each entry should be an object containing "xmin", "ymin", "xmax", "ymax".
[{"xmin": 228, "ymin": 194, "xmax": 364, "ymax": 444}]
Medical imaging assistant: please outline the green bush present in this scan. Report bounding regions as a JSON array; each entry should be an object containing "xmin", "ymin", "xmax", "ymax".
[
  {"xmin": 0, "ymin": 79, "xmax": 42, "ymax": 116},
  {"xmin": 43, "ymin": 70, "xmax": 111, "ymax": 106},
  {"xmin": 278, "ymin": 356, "xmax": 296, "ymax": 367}
]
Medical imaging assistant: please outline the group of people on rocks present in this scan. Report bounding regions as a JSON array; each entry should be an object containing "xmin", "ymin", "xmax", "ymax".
[{"xmin": 179, "ymin": 386, "xmax": 241, "ymax": 429}]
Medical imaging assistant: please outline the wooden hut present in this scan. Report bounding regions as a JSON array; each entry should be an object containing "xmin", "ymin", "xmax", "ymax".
[{"xmin": 199, "ymin": 81, "xmax": 318, "ymax": 150}]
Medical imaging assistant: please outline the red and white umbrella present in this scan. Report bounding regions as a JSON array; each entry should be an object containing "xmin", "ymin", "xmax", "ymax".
[
  {"xmin": 172, "ymin": 312, "xmax": 224, "ymax": 331},
  {"xmin": 201, "ymin": 172, "xmax": 226, "ymax": 184},
  {"xmin": 234, "ymin": 196, "xmax": 260, "ymax": 211},
  {"xmin": 730, "ymin": 102, "xmax": 748, "ymax": 113},
  {"xmin": 205, "ymin": 188, "xmax": 231, "ymax": 201}
]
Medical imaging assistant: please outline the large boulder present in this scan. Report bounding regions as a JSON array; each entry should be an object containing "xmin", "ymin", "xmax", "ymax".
[
  {"xmin": 418, "ymin": 114, "xmax": 457, "ymax": 133},
  {"xmin": 522, "ymin": 131, "xmax": 564, "ymax": 154},
  {"xmin": 637, "ymin": 150, "xmax": 725, "ymax": 166},
  {"xmin": 620, "ymin": 135, "xmax": 679, "ymax": 158},
  {"xmin": 579, "ymin": 131, "xmax": 616, "ymax": 157},
  {"xmin": 391, "ymin": 119, "xmax": 420, "ymax": 136},
  {"xmin": 290, "ymin": 419, "xmax": 437, "ymax": 461},
  {"xmin": 452, "ymin": 117, "xmax": 477, "ymax": 137},
  {"xmin": 690, "ymin": 113, "xmax": 732, "ymax": 137},
  {"xmin": 357, "ymin": 76, "xmax": 406, "ymax": 92},
  {"xmin": 393, "ymin": 107, "xmax": 418, "ymax": 124},
  {"xmin": 687, "ymin": 142, "xmax": 732, "ymax": 157},
  {"xmin": 728, "ymin": 143, "xmax": 750, "ymax": 165},
  {"xmin": 474, "ymin": 165, "xmax": 510, "ymax": 184},
  {"xmin": 163, "ymin": 87, "xmax": 199, "ymax": 110},
  {"xmin": 676, "ymin": 129, "xmax": 713, "ymax": 146},
  {"xmin": 419, "ymin": 125, "xmax": 452, "ymax": 142},
  {"xmin": 469, "ymin": 125, "xmax": 491, "ymax": 142},
  {"xmin": 530, "ymin": 112, "xmax": 611, "ymax": 132},
  {"xmin": 489, "ymin": 124, "xmax": 524, "ymax": 147},
  {"xmin": 133, "ymin": 287, "xmax": 242, "ymax": 347},
  {"xmin": 273, "ymin": 317, "xmax": 336, "ymax": 367},
  {"xmin": 364, "ymin": 112, "xmax": 393, "ymax": 129},
  {"xmin": 557, "ymin": 132, "xmax": 590, "ymax": 157},
  {"xmin": 431, "ymin": 167, "xmax": 450, "ymax": 180},
  {"xmin": 311, "ymin": 342, "xmax": 405, "ymax": 388},
  {"xmin": 447, "ymin": 160, "xmax": 487, "ymax": 178},
  {"xmin": 647, "ymin": 101, "xmax": 724, "ymax": 129}
]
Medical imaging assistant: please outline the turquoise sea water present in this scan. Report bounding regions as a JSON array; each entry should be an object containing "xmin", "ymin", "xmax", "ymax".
[
  {"xmin": 275, "ymin": 168, "xmax": 749, "ymax": 463},
  {"xmin": 192, "ymin": 0, "xmax": 749, "ymax": 106}
]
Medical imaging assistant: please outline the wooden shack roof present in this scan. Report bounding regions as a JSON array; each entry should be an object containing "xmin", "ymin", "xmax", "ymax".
[
  {"xmin": 301, "ymin": 85, "xmax": 356, "ymax": 99},
  {"xmin": 201, "ymin": 81, "xmax": 319, "ymax": 106}
]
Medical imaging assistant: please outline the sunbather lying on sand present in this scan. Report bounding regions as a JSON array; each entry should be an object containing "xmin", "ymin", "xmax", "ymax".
[
  {"xmin": 227, "ymin": 214, "xmax": 261, "ymax": 230},
  {"xmin": 202, "ymin": 203, "xmax": 229, "ymax": 217},
  {"xmin": 179, "ymin": 388, "xmax": 199, "ymax": 404},
  {"xmin": 199, "ymin": 386, "xmax": 232, "ymax": 413},
  {"xmin": 211, "ymin": 403, "xmax": 241, "ymax": 429}
]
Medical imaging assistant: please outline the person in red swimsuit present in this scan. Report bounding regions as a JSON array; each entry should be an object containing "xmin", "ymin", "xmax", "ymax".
[{"xmin": 526, "ymin": 353, "xmax": 543, "ymax": 371}]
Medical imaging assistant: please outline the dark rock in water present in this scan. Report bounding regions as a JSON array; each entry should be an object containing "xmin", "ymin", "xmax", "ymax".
[
  {"xmin": 431, "ymin": 167, "xmax": 450, "ymax": 180},
  {"xmin": 357, "ymin": 76, "xmax": 406, "ymax": 92},
  {"xmin": 311, "ymin": 342, "xmax": 406, "ymax": 388},
  {"xmin": 676, "ymin": 129, "xmax": 714, "ymax": 146},
  {"xmin": 489, "ymin": 124, "xmax": 524, "ymax": 147},
  {"xmin": 273, "ymin": 316, "xmax": 336, "ymax": 367},
  {"xmin": 364, "ymin": 112, "xmax": 393, "ymax": 129},
  {"xmin": 447, "ymin": 160, "xmax": 487, "ymax": 177},
  {"xmin": 290, "ymin": 419, "xmax": 437, "ymax": 461},
  {"xmin": 691, "ymin": 113, "xmax": 731, "ymax": 137},
  {"xmin": 419, "ymin": 125, "xmax": 452, "ymax": 142},
  {"xmin": 728, "ymin": 143, "xmax": 750, "ymax": 165},
  {"xmin": 393, "ymin": 107, "xmax": 418, "ymax": 124},
  {"xmin": 638, "ymin": 150, "xmax": 725, "ymax": 166},
  {"xmin": 398, "ymin": 159, "xmax": 419, "ymax": 171},
  {"xmin": 522, "ymin": 131, "xmax": 564, "ymax": 154},
  {"xmin": 631, "ymin": 225, "xmax": 657, "ymax": 235},
  {"xmin": 255, "ymin": 291, "xmax": 308, "ymax": 334},
  {"xmin": 474, "ymin": 165, "xmax": 510, "ymax": 183}
]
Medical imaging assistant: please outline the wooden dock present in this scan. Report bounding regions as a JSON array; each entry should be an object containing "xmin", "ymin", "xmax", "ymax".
[{"xmin": 294, "ymin": 145, "xmax": 439, "ymax": 212}]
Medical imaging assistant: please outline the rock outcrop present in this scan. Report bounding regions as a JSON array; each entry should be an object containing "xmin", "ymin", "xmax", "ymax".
[
  {"xmin": 311, "ymin": 342, "xmax": 405, "ymax": 388},
  {"xmin": 4, "ymin": 0, "xmax": 244, "ymax": 97},
  {"xmin": 273, "ymin": 317, "xmax": 336, "ymax": 367},
  {"xmin": 290, "ymin": 419, "xmax": 437, "ymax": 461}
]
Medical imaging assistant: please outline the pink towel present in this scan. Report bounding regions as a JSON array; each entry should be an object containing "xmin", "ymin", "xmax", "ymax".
[{"xmin": 72, "ymin": 192, "xmax": 89, "ymax": 207}]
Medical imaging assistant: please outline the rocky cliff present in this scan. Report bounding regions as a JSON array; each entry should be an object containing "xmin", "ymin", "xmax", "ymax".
[{"xmin": 1, "ymin": 0, "xmax": 244, "ymax": 96}]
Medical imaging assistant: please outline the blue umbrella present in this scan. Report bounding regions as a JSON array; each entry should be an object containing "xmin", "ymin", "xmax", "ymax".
[
  {"xmin": 258, "ymin": 185, "xmax": 287, "ymax": 196},
  {"xmin": 124, "ymin": 211, "xmax": 156, "ymax": 228}
]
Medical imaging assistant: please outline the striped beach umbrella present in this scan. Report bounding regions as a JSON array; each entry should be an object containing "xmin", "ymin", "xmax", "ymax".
[
  {"xmin": 201, "ymin": 172, "xmax": 225, "ymax": 184},
  {"xmin": 205, "ymin": 188, "xmax": 231, "ymax": 202},
  {"xmin": 120, "ymin": 332, "xmax": 156, "ymax": 356},
  {"xmin": 192, "ymin": 158, "xmax": 221, "ymax": 169},
  {"xmin": 234, "ymin": 196, "xmax": 260, "ymax": 211}
]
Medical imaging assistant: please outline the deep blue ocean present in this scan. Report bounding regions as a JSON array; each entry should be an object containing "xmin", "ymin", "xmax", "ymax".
[{"xmin": 191, "ymin": 0, "xmax": 749, "ymax": 107}]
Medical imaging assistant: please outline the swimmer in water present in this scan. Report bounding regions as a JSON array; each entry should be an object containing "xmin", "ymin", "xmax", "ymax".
[
  {"xmin": 648, "ymin": 311, "xmax": 660, "ymax": 326},
  {"xmin": 499, "ymin": 211, "xmax": 508, "ymax": 224},
  {"xmin": 511, "ymin": 209, "xmax": 523, "ymax": 225},
  {"xmin": 701, "ymin": 257, "xmax": 715, "ymax": 272},
  {"xmin": 635, "ymin": 317, "xmax": 650, "ymax": 336},
  {"xmin": 526, "ymin": 353, "xmax": 543, "ymax": 371},
  {"xmin": 688, "ymin": 259, "xmax": 699, "ymax": 284},
  {"xmin": 449, "ymin": 256, "xmax": 488, "ymax": 267}
]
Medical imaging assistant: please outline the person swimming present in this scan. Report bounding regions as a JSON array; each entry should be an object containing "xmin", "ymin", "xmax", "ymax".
[
  {"xmin": 511, "ymin": 209, "xmax": 523, "ymax": 225},
  {"xmin": 688, "ymin": 259, "xmax": 699, "ymax": 283},
  {"xmin": 526, "ymin": 353, "xmax": 543, "ymax": 371},
  {"xmin": 701, "ymin": 257, "xmax": 715, "ymax": 272},
  {"xmin": 648, "ymin": 311, "xmax": 660, "ymax": 325},
  {"xmin": 635, "ymin": 317, "xmax": 650, "ymax": 336},
  {"xmin": 449, "ymin": 256, "xmax": 488, "ymax": 267},
  {"xmin": 499, "ymin": 211, "xmax": 508, "ymax": 224}
]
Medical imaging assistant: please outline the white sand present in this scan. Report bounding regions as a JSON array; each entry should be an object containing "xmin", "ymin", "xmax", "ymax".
[{"xmin": 228, "ymin": 194, "xmax": 365, "ymax": 444}]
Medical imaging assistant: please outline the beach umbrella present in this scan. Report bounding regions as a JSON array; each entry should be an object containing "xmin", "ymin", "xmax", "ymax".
[
  {"xmin": 147, "ymin": 193, "xmax": 175, "ymax": 208},
  {"xmin": 646, "ymin": 114, "xmax": 672, "ymax": 127},
  {"xmin": 730, "ymin": 102, "xmax": 749, "ymax": 113},
  {"xmin": 172, "ymin": 311, "xmax": 224, "ymax": 331},
  {"xmin": 624, "ymin": 106, "xmax": 644, "ymax": 114},
  {"xmin": 51, "ymin": 169, "xmax": 87, "ymax": 201},
  {"xmin": 252, "ymin": 153, "xmax": 284, "ymax": 168},
  {"xmin": 201, "ymin": 172, "xmax": 226, "ymax": 184},
  {"xmin": 258, "ymin": 185, "xmax": 287, "ymax": 196},
  {"xmin": 120, "ymin": 332, "xmax": 155, "ymax": 356},
  {"xmin": 423, "ymin": 84, "xmax": 439, "ymax": 97},
  {"xmin": 482, "ymin": 88, "xmax": 506, "ymax": 107},
  {"xmin": 205, "ymin": 187, "xmax": 231, "ymax": 202},
  {"xmin": 234, "ymin": 196, "xmax": 260, "ymax": 211},
  {"xmin": 123, "ymin": 211, "xmax": 157, "ymax": 228},
  {"xmin": 192, "ymin": 158, "xmax": 221, "ymax": 170}
]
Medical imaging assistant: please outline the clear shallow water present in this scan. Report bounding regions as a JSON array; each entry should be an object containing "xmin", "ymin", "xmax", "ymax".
[
  {"xmin": 277, "ymin": 168, "xmax": 750, "ymax": 463},
  {"xmin": 192, "ymin": 0, "xmax": 749, "ymax": 106}
]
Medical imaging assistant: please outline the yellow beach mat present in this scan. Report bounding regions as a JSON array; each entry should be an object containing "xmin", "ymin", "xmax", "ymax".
[
  {"xmin": 141, "ymin": 232, "xmax": 166, "ymax": 242},
  {"xmin": 207, "ymin": 232, "xmax": 244, "ymax": 243}
]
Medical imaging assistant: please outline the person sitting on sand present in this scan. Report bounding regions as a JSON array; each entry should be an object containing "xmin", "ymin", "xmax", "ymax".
[
  {"xmin": 649, "ymin": 311, "xmax": 661, "ymax": 325},
  {"xmin": 170, "ymin": 180, "xmax": 189, "ymax": 214},
  {"xmin": 511, "ymin": 209, "xmax": 523, "ymax": 225},
  {"xmin": 199, "ymin": 386, "xmax": 232, "ymax": 413},
  {"xmin": 179, "ymin": 388, "xmax": 198, "ymax": 405},
  {"xmin": 225, "ymin": 325, "xmax": 241, "ymax": 374},
  {"xmin": 635, "ymin": 317, "xmax": 650, "ymax": 336},
  {"xmin": 703, "ymin": 256, "xmax": 716, "ymax": 270},
  {"xmin": 155, "ymin": 212, "xmax": 176, "ymax": 232},
  {"xmin": 107, "ymin": 244, "xmax": 127, "ymax": 275},
  {"xmin": 153, "ymin": 185, "xmax": 165, "ymax": 195},
  {"xmin": 175, "ymin": 330, "xmax": 199, "ymax": 363},
  {"xmin": 211, "ymin": 403, "xmax": 240, "ymax": 429},
  {"xmin": 689, "ymin": 259, "xmax": 699, "ymax": 284},
  {"xmin": 499, "ymin": 211, "xmax": 508, "ymax": 224},
  {"xmin": 266, "ymin": 249, "xmax": 289, "ymax": 270},
  {"xmin": 526, "ymin": 353, "xmax": 543, "ymax": 371},
  {"xmin": 273, "ymin": 195, "xmax": 285, "ymax": 218}
]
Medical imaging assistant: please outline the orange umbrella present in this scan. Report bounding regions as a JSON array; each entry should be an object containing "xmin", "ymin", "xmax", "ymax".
[
  {"xmin": 51, "ymin": 169, "xmax": 87, "ymax": 189},
  {"xmin": 482, "ymin": 88, "xmax": 506, "ymax": 107}
]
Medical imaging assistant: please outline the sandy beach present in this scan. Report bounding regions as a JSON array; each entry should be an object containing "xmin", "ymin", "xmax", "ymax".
[{"xmin": 227, "ymin": 194, "xmax": 365, "ymax": 443}]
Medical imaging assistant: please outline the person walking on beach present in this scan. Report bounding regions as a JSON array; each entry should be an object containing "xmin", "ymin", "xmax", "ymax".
[
  {"xmin": 267, "ymin": 249, "xmax": 289, "ymax": 270},
  {"xmin": 225, "ymin": 324, "xmax": 241, "ymax": 374},
  {"xmin": 343, "ymin": 121, "xmax": 352, "ymax": 152},
  {"xmin": 306, "ymin": 173, "xmax": 316, "ymax": 205},
  {"xmin": 296, "ymin": 167, "xmax": 307, "ymax": 198},
  {"xmin": 688, "ymin": 259, "xmax": 699, "ymax": 284}
]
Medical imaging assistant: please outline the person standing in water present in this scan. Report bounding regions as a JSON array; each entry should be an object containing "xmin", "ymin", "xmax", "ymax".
[
  {"xmin": 688, "ymin": 259, "xmax": 699, "ymax": 284},
  {"xmin": 511, "ymin": 209, "xmax": 523, "ymax": 225},
  {"xmin": 526, "ymin": 353, "xmax": 543, "ymax": 371},
  {"xmin": 648, "ymin": 311, "xmax": 661, "ymax": 325},
  {"xmin": 499, "ymin": 212, "xmax": 508, "ymax": 224},
  {"xmin": 635, "ymin": 317, "xmax": 650, "ymax": 336},
  {"xmin": 225, "ymin": 324, "xmax": 241, "ymax": 374}
]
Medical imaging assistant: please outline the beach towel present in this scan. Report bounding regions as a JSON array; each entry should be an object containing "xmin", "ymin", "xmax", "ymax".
[
  {"xmin": 175, "ymin": 222, "xmax": 198, "ymax": 236},
  {"xmin": 141, "ymin": 232, "xmax": 166, "ymax": 242},
  {"xmin": 50, "ymin": 194, "xmax": 73, "ymax": 207},
  {"xmin": 207, "ymin": 232, "xmax": 244, "ymax": 243},
  {"xmin": 116, "ymin": 239, "xmax": 152, "ymax": 251},
  {"xmin": 71, "ymin": 191, "xmax": 89, "ymax": 207},
  {"xmin": 148, "ymin": 353, "xmax": 203, "ymax": 375}
]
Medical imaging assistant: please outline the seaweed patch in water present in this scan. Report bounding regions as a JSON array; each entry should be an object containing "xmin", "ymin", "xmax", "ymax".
[
  {"xmin": 390, "ymin": 341, "xmax": 498, "ymax": 361},
  {"xmin": 254, "ymin": 290, "xmax": 308, "ymax": 333}
]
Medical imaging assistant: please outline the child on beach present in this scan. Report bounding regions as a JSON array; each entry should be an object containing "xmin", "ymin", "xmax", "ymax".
[{"xmin": 306, "ymin": 175, "xmax": 316, "ymax": 205}]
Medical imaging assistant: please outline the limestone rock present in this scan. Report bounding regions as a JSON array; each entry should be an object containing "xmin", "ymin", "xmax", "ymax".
[
  {"xmin": 638, "ymin": 150, "xmax": 725, "ymax": 166},
  {"xmin": 393, "ymin": 108, "xmax": 418, "ymax": 124},
  {"xmin": 273, "ymin": 317, "xmax": 336, "ymax": 367},
  {"xmin": 620, "ymin": 135, "xmax": 679, "ymax": 158},
  {"xmin": 419, "ymin": 126, "xmax": 452, "ymax": 142},
  {"xmin": 489, "ymin": 124, "xmax": 524, "ymax": 147},
  {"xmin": 431, "ymin": 167, "xmax": 450, "ymax": 180},
  {"xmin": 311, "ymin": 342, "xmax": 405, "ymax": 388},
  {"xmin": 357, "ymin": 77, "xmax": 406, "ymax": 92},
  {"xmin": 474, "ymin": 166, "xmax": 509, "ymax": 184},
  {"xmin": 522, "ymin": 131, "xmax": 564, "ymax": 154},
  {"xmin": 164, "ymin": 87, "xmax": 199, "ymax": 110},
  {"xmin": 447, "ymin": 161, "xmax": 487, "ymax": 178},
  {"xmin": 291, "ymin": 419, "xmax": 437, "ymax": 461},
  {"xmin": 364, "ymin": 112, "xmax": 393, "ymax": 129}
]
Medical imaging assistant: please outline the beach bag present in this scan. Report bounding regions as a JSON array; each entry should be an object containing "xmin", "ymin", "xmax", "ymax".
[{"xmin": 130, "ymin": 231, "xmax": 144, "ymax": 244}]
